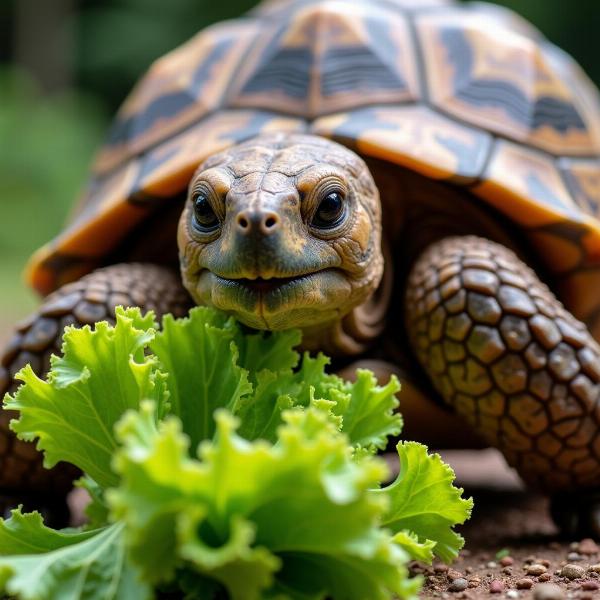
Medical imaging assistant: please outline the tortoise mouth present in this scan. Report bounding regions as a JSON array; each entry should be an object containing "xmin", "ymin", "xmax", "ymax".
[
  {"xmin": 194, "ymin": 267, "xmax": 352, "ymax": 330},
  {"xmin": 216, "ymin": 273, "xmax": 316, "ymax": 294}
]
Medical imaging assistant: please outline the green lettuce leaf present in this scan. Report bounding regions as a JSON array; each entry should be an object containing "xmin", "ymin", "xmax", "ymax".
[
  {"xmin": 149, "ymin": 308, "xmax": 252, "ymax": 449},
  {"xmin": 1, "ymin": 304, "xmax": 472, "ymax": 599},
  {"xmin": 109, "ymin": 403, "xmax": 420, "ymax": 600},
  {"xmin": 4, "ymin": 307, "xmax": 166, "ymax": 488},
  {"xmin": 234, "ymin": 328, "xmax": 301, "ymax": 377},
  {"xmin": 0, "ymin": 509, "xmax": 150, "ymax": 600},
  {"xmin": 331, "ymin": 369, "xmax": 402, "ymax": 453},
  {"xmin": 373, "ymin": 442, "xmax": 473, "ymax": 563},
  {"xmin": 391, "ymin": 531, "xmax": 437, "ymax": 564},
  {"xmin": 148, "ymin": 308, "xmax": 402, "ymax": 452}
]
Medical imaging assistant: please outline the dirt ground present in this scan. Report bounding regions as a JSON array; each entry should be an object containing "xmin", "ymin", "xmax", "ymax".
[{"xmin": 413, "ymin": 449, "xmax": 600, "ymax": 600}]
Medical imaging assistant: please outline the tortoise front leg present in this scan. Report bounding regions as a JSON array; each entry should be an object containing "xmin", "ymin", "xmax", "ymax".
[
  {"xmin": 0, "ymin": 263, "xmax": 192, "ymax": 522},
  {"xmin": 405, "ymin": 236, "xmax": 600, "ymax": 534}
]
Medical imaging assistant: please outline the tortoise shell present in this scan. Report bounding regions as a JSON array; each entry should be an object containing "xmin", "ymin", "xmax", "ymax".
[{"xmin": 27, "ymin": 0, "xmax": 600, "ymax": 338}]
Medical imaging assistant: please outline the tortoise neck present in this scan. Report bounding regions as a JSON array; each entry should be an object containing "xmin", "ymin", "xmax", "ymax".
[{"xmin": 299, "ymin": 240, "xmax": 392, "ymax": 357}]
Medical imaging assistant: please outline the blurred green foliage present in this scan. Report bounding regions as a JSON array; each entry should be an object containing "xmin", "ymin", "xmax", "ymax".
[
  {"xmin": 0, "ymin": 70, "xmax": 106, "ymax": 321},
  {"xmin": 0, "ymin": 0, "xmax": 598, "ymax": 329},
  {"xmin": 76, "ymin": 0, "xmax": 259, "ymax": 110},
  {"xmin": 493, "ymin": 0, "xmax": 600, "ymax": 88}
]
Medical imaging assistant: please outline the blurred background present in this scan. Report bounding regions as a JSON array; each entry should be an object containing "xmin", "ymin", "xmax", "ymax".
[{"xmin": 0, "ymin": 0, "xmax": 599, "ymax": 336}]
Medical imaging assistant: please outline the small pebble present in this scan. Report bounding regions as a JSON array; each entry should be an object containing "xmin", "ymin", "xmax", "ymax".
[
  {"xmin": 533, "ymin": 583, "xmax": 565, "ymax": 600},
  {"xmin": 588, "ymin": 564, "xmax": 600, "ymax": 573},
  {"xmin": 567, "ymin": 552, "xmax": 582, "ymax": 562},
  {"xmin": 525, "ymin": 556, "xmax": 537, "ymax": 564},
  {"xmin": 581, "ymin": 580, "xmax": 600, "ymax": 591},
  {"xmin": 487, "ymin": 561, "xmax": 498, "ymax": 569},
  {"xmin": 448, "ymin": 578, "xmax": 468, "ymax": 592},
  {"xmin": 538, "ymin": 573, "xmax": 552, "ymax": 582},
  {"xmin": 500, "ymin": 556, "xmax": 514, "ymax": 567},
  {"xmin": 561, "ymin": 564, "xmax": 586, "ymax": 579},
  {"xmin": 516, "ymin": 578, "xmax": 534, "ymax": 590},
  {"xmin": 526, "ymin": 564, "xmax": 548, "ymax": 576},
  {"xmin": 448, "ymin": 569, "xmax": 463, "ymax": 581},
  {"xmin": 489, "ymin": 580, "xmax": 504, "ymax": 594},
  {"xmin": 465, "ymin": 567, "xmax": 473, "ymax": 574},
  {"xmin": 502, "ymin": 567, "xmax": 513, "ymax": 575},
  {"xmin": 506, "ymin": 591, "xmax": 519, "ymax": 599},
  {"xmin": 570, "ymin": 542, "xmax": 580, "ymax": 551},
  {"xmin": 579, "ymin": 539, "xmax": 599, "ymax": 555},
  {"xmin": 580, "ymin": 594, "xmax": 594, "ymax": 600},
  {"xmin": 435, "ymin": 563, "xmax": 450, "ymax": 573},
  {"xmin": 540, "ymin": 559, "xmax": 551, "ymax": 567}
]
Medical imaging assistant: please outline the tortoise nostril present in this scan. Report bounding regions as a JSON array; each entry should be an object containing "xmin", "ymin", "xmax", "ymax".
[{"xmin": 236, "ymin": 210, "xmax": 279, "ymax": 235}]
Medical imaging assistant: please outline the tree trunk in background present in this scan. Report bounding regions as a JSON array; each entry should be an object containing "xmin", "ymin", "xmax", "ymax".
[{"xmin": 14, "ymin": 0, "xmax": 75, "ymax": 92}]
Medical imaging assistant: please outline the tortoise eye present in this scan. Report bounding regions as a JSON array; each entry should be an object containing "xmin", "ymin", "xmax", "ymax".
[
  {"xmin": 192, "ymin": 193, "xmax": 219, "ymax": 232},
  {"xmin": 312, "ymin": 192, "xmax": 345, "ymax": 229}
]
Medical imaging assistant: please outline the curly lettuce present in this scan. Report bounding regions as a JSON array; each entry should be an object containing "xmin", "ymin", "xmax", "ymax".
[{"xmin": 1, "ymin": 306, "xmax": 472, "ymax": 600}]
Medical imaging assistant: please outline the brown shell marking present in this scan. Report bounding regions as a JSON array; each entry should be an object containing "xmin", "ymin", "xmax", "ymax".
[
  {"xmin": 475, "ymin": 140, "xmax": 579, "ymax": 228},
  {"xmin": 417, "ymin": 8, "xmax": 600, "ymax": 156},
  {"xmin": 229, "ymin": 1, "xmax": 420, "ymax": 119},
  {"xmin": 312, "ymin": 104, "xmax": 492, "ymax": 183},
  {"xmin": 560, "ymin": 158, "xmax": 600, "ymax": 221},
  {"xmin": 93, "ymin": 20, "xmax": 261, "ymax": 174}
]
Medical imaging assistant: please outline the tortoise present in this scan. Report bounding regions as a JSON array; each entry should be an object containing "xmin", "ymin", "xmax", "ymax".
[{"xmin": 2, "ymin": 0, "xmax": 600, "ymax": 533}]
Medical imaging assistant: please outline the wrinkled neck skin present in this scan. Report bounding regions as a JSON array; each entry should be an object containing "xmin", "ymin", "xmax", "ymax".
[
  {"xmin": 177, "ymin": 133, "xmax": 386, "ymax": 356},
  {"xmin": 299, "ymin": 241, "xmax": 392, "ymax": 355}
]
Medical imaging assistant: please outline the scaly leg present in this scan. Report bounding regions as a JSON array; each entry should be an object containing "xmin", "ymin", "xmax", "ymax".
[
  {"xmin": 0, "ymin": 263, "xmax": 192, "ymax": 522},
  {"xmin": 405, "ymin": 236, "xmax": 600, "ymax": 534}
]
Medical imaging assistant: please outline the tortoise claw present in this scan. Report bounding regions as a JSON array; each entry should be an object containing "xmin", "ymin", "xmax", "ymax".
[{"xmin": 550, "ymin": 492, "xmax": 600, "ymax": 538}]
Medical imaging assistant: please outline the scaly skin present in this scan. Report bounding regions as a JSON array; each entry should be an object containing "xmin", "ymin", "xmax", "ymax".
[
  {"xmin": 0, "ymin": 264, "xmax": 191, "ymax": 503},
  {"xmin": 405, "ymin": 236, "xmax": 600, "ymax": 494}
]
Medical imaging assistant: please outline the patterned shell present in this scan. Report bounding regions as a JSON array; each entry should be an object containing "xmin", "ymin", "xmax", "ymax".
[{"xmin": 27, "ymin": 0, "xmax": 600, "ymax": 338}]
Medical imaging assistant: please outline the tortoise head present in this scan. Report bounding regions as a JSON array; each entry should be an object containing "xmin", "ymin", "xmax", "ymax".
[{"xmin": 177, "ymin": 134, "xmax": 384, "ymax": 347}]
